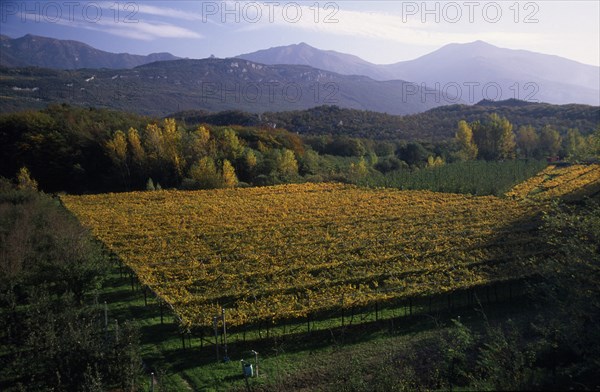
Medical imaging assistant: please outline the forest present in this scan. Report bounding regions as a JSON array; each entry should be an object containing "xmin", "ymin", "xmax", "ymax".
[{"xmin": 1, "ymin": 104, "xmax": 598, "ymax": 195}]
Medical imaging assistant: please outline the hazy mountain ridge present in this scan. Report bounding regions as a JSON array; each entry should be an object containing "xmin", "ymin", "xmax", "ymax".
[
  {"xmin": 0, "ymin": 58, "xmax": 455, "ymax": 116},
  {"xmin": 2, "ymin": 34, "xmax": 599, "ymax": 114},
  {"xmin": 239, "ymin": 41, "xmax": 600, "ymax": 106},
  {"xmin": 0, "ymin": 34, "xmax": 180, "ymax": 69}
]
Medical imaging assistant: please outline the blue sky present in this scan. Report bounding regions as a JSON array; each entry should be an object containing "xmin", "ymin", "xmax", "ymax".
[{"xmin": 1, "ymin": 1, "xmax": 599, "ymax": 66}]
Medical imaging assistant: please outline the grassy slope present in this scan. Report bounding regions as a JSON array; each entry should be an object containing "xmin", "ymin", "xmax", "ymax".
[{"xmin": 100, "ymin": 264, "xmax": 529, "ymax": 391}]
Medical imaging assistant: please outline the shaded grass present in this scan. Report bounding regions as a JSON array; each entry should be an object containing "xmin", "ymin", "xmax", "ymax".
[{"xmin": 99, "ymin": 264, "xmax": 531, "ymax": 391}]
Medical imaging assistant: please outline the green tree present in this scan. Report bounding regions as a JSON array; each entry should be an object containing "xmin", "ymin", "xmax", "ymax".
[
  {"xmin": 472, "ymin": 114, "xmax": 515, "ymax": 160},
  {"xmin": 563, "ymin": 128, "xmax": 587, "ymax": 161},
  {"xmin": 539, "ymin": 125, "xmax": 562, "ymax": 158},
  {"xmin": 221, "ymin": 128, "xmax": 244, "ymax": 161},
  {"xmin": 399, "ymin": 142, "xmax": 429, "ymax": 166},
  {"xmin": 189, "ymin": 157, "xmax": 221, "ymax": 189},
  {"xmin": 348, "ymin": 157, "xmax": 368, "ymax": 181},
  {"xmin": 516, "ymin": 125, "xmax": 539, "ymax": 158}
]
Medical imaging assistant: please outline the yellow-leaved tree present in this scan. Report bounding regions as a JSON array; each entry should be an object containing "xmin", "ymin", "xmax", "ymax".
[
  {"xmin": 455, "ymin": 120, "xmax": 478, "ymax": 161},
  {"xmin": 221, "ymin": 159, "xmax": 238, "ymax": 188}
]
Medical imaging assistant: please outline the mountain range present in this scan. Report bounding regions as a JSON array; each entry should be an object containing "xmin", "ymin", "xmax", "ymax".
[
  {"xmin": 0, "ymin": 34, "xmax": 180, "ymax": 69},
  {"xmin": 1, "ymin": 34, "xmax": 599, "ymax": 115},
  {"xmin": 1, "ymin": 58, "xmax": 452, "ymax": 116},
  {"xmin": 238, "ymin": 41, "xmax": 600, "ymax": 106}
]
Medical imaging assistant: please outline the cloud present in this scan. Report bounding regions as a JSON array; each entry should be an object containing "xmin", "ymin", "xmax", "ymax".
[
  {"xmin": 136, "ymin": 4, "xmax": 204, "ymax": 21},
  {"xmin": 23, "ymin": 7, "xmax": 203, "ymax": 41},
  {"xmin": 224, "ymin": 3, "xmax": 549, "ymax": 56}
]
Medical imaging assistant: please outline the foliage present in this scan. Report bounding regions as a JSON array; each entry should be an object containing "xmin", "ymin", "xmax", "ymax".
[
  {"xmin": 62, "ymin": 183, "xmax": 544, "ymax": 328},
  {"xmin": 358, "ymin": 160, "xmax": 547, "ymax": 196},
  {"xmin": 1, "ymin": 105, "xmax": 597, "ymax": 194},
  {"xmin": 506, "ymin": 164, "xmax": 600, "ymax": 201},
  {"xmin": 532, "ymin": 200, "xmax": 600, "ymax": 389},
  {"xmin": 256, "ymin": 102, "xmax": 599, "ymax": 141},
  {"xmin": 0, "ymin": 184, "xmax": 142, "ymax": 391},
  {"xmin": 455, "ymin": 120, "xmax": 478, "ymax": 161}
]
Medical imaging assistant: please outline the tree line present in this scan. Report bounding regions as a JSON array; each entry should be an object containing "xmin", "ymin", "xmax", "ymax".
[
  {"xmin": 1, "ymin": 105, "xmax": 598, "ymax": 194},
  {"xmin": 454, "ymin": 113, "xmax": 599, "ymax": 162}
]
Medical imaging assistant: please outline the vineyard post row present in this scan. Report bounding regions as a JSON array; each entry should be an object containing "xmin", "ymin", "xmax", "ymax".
[{"xmin": 109, "ymin": 252, "xmax": 530, "ymax": 357}]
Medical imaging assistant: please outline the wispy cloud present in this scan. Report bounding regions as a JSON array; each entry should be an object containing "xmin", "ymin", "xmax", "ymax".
[
  {"xmin": 99, "ymin": 22, "xmax": 203, "ymax": 41},
  {"xmin": 136, "ymin": 4, "xmax": 204, "ymax": 21},
  {"xmin": 20, "ymin": 8, "xmax": 203, "ymax": 41}
]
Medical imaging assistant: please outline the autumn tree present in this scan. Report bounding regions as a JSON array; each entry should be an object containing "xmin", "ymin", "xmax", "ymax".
[
  {"xmin": 162, "ymin": 118, "xmax": 184, "ymax": 178},
  {"xmin": 497, "ymin": 116, "xmax": 516, "ymax": 160},
  {"xmin": 277, "ymin": 149, "xmax": 299, "ymax": 179},
  {"xmin": 221, "ymin": 159, "xmax": 238, "ymax": 188},
  {"xmin": 454, "ymin": 120, "xmax": 478, "ymax": 161},
  {"xmin": 427, "ymin": 155, "xmax": 445, "ymax": 168},
  {"xmin": 105, "ymin": 130, "xmax": 129, "ymax": 187},
  {"xmin": 184, "ymin": 125, "xmax": 212, "ymax": 164}
]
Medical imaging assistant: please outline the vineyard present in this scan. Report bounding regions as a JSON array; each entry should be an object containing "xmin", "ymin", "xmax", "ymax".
[
  {"xmin": 62, "ymin": 183, "xmax": 547, "ymax": 330},
  {"xmin": 506, "ymin": 164, "xmax": 600, "ymax": 201}
]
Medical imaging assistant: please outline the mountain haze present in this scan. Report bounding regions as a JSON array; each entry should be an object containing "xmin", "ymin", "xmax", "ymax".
[
  {"xmin": 239, "ymin": 41, "xmax": 600, "ymax": 106},
  {"xmin": 1, "ymin": 58, "xmax": 455, "ymax": 115},
  {"xmin": 238, "ymin": 42, "xmax": 395, "ymax": 80},
  {"xmin": 0, "ymin": 34, "xmax": 180, "ymax": 69}
]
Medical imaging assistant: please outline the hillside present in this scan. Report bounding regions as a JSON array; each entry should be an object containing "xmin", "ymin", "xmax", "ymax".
[
  {"xmin": 0, "ymin": 59, "xmax": 454, "ymax": 116},
  {"xmin": 0, "ymin": 34, "xmax": 179, "ymax": 69},
  {"xmin": 171, "ymin": 100, "xmax": 600, "ymax": 141}
]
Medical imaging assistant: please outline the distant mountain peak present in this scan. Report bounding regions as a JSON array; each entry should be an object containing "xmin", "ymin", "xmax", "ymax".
[{"xmin": 0, "ymin": 34, "xmax": 180, "ymax": 70}]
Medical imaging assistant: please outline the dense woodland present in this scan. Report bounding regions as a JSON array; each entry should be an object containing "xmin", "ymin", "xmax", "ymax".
[
  {"xmin": 173, "ymin": 100, "xmax": 600, "ymax": 140},
  {"xmin": 1, "ymin": 104, "xmax": 598, "ymax": 195}
]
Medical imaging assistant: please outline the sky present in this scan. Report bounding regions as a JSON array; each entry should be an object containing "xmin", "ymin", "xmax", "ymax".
[{"xmin": 1, "ymin": 0, "xmax": 599, "ymax": 66}]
